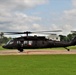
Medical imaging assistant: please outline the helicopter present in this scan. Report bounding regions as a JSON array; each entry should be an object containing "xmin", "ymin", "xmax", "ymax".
[{"xmin": 2, "ymin": 30, "xmax": 76, "ymax": 52}]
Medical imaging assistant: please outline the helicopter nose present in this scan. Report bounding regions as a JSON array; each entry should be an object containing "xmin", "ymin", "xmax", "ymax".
[{"xmin": 2, "ymin": 45, "xmax": 7, "ymax": 48}]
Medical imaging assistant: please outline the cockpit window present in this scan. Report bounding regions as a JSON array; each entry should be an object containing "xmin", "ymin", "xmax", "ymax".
[
  {"xmin": 9, "ymin": 41, "xmax": 13, "ymax": 44},
  {"xmin": 6, "ymin": 39, "xmax": 14, "ymax": 45},
  {"xmin": 24, "ymin": 41, "xmax": 32, "ymax": 45},
  {"xmin": 24, "ymin": 41, "xmax": 28, "ymax": 44}
]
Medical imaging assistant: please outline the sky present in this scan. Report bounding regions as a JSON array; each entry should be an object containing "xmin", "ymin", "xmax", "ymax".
[{"xmin": 0, "ymin": 0, "xmax": 76, "ymax": 36}]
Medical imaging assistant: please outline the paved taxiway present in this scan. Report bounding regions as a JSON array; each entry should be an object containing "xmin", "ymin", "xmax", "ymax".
[{"xmin": 0, "ymin": 50, "xmax": 76, "ymax": 55}]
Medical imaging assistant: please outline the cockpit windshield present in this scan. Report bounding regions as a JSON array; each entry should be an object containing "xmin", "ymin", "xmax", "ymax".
[{"xmin": 6, "ymin": 39, "xmax": 14, "ymax": 45}]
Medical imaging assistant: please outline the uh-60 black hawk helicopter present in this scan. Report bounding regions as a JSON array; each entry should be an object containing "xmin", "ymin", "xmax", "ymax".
[{"xmin": 2, "ymin": 30, "xmax": 76, "ymax": 52}]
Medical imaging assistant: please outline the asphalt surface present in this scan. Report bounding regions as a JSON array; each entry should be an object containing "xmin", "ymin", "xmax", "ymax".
[{"xmin": 0, "ymin": 49, "xmax": 76, "ymax": 55}]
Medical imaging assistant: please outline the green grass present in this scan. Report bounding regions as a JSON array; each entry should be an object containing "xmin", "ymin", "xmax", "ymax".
[
  {"xmin": 68, "ymin": 46, "xmax": 76, "ymax": 49},
  {"xmin": 0, "ymin": 55, "xmax": 76, "ymax": 75},
  {"xmin": 0, "ymin": 46, "xmax": 5, "ymax": 50}
]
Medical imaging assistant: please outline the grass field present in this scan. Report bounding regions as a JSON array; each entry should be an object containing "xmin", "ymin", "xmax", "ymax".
[
  {"xmin": 0, "ymin": 46, "xmax": 5, "ymax": 50},
  {"xmin": 0, "ymin": 55, "xmax": 76, "ymax": 75}
]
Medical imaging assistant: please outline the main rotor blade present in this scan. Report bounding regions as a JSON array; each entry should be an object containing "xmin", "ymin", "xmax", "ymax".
[
  {"xmin": 3, "ymin": 30, "xmax": 62, "ymax": 35},
  {"xmin": 3, "ymin": 31, "xmax": 32, "ymax": 34},
  {"xmin": 33, "ymin": 30, "xmax": 62, "ymax": 33}
]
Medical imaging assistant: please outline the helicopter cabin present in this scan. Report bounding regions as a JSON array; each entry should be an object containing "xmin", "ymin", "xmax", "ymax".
[{"xmin": 4, "ymin": 36, "xmax": 49, "ymax": 49}]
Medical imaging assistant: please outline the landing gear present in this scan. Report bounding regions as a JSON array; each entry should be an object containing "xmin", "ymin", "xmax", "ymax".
[
  {"xmin": 18, "ymin": 48, "xmax": 24, "ymax": 52},
  {"xmin": 64, "ymin": 47, "xmax": 70, "ymax": 51}
]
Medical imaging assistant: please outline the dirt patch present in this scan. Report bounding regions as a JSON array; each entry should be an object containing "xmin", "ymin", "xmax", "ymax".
[{"xmin": 0, "ymin": 49, "xmax": 76, "ymax": 55}]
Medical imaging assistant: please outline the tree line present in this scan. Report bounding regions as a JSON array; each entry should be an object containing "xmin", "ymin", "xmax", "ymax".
[
  {"xmin": 0, "ymin": 32, "xmax": 11, "ymax": 45},
  {"xmin": 59, "ymin": 33, "xmax": 76, "ymax": 42}
]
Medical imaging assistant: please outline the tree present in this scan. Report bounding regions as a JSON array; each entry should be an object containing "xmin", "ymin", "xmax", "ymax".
[
  {"xmin": 0, "ymin": 35, "xmax": 11, "ymax": 45},
  {"xmin": 0, "ymin": 32, "xmax": 4, "ymax": 45},
  {"xmin": 0, "ymin": 32, "xmax": 4, "ymax": 39},
  {"xmin": 67, "ymin": 33, "xmax": 76, "ymax": 42},
  {"xmin": 59, "ymin": 33, "xmax": 76, "ymax": 42},
  {"xmin": 59, "ymin": 35, "xmax": 67, "ymax": 41}
]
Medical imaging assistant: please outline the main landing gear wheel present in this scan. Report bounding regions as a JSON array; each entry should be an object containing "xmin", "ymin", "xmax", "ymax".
[
  {"xmin": 67, "ymin": 49, "xmax": 70, "ymax": 51},
  {"xmin": 18, "ymin": 48, "xmax": 24, "ymax": 52}
]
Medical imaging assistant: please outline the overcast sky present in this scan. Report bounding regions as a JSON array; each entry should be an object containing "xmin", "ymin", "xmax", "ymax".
[{"xmin": 0, "ymin": 0, "xmax": 76, "ymax": 35}]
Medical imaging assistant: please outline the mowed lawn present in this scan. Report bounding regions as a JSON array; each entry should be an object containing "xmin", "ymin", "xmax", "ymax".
[{"xmin": 0, "ymin": 55, "xmax": 76, "ymax": 75}]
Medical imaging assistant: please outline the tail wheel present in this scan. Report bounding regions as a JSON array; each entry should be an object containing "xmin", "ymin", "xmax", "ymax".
[
  {"xmin": 18, "ymin": 48, "xmax": 24, "ymax": 52},
  {"xmin": 64, "ymin": 47, "xmax": 70, "ymax": 51}
]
